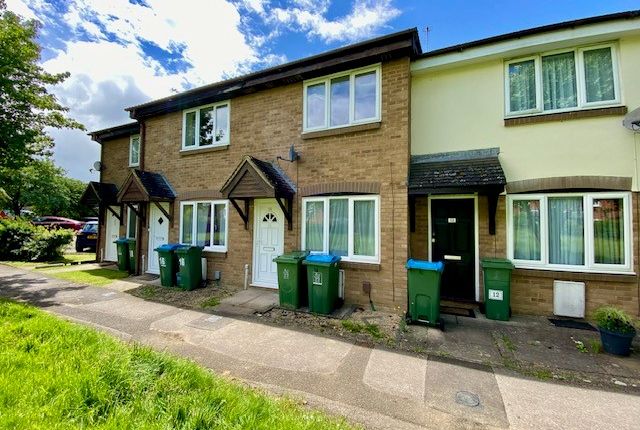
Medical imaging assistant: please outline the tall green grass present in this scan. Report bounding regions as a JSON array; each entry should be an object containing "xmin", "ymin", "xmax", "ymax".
[{"xmin": 0, "ymin": 299, "xmax": 354, "ymax": 429}]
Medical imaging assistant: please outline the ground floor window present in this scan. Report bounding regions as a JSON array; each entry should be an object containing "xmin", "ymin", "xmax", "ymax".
[
  {"xmin": 302, "ymin": 195, "xmax": 379, "ymax": 263},
  {"xmin": 180, "ymin": 200, "xmax": 228, "ymax": 252},
  {"xmin": 507, "ymin": 192, "xmax": 632, "ymax": 272},
  {"xmin": 126, "ymin": 205, "xmax": 137, "ymax": 238}
]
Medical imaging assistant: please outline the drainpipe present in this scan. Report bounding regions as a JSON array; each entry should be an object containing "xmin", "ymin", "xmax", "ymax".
[
  {"xmin": 136, "ymin": 121, "xmax": 145, "ymax": 275},
  {"xmin": 244, "ymin": 264, "xmax": 249, "ymax": 290}
]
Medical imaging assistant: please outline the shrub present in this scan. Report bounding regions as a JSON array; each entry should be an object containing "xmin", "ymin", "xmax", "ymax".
[
  {"xmin": 0, "ymin": 218, "xmax": 35, "ymax": 260},
  {"xmin": 0, "ymin": 218, "xmax": 73, "ymax": 261},
  {"xmin": 593, "ymin": 306, "xmax": 637, "ymax": 335},
  {"xmin": 23, "ymin": 227, "xmax": 74, "ymax": 261}
]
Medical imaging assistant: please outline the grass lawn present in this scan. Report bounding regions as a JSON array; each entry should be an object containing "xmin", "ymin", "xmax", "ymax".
[
  {"xmin": 2, "ymin": 252, "xmax": 96, "ymax": 270},
  {"xmin": 49, "ymin": 268, "xmax": 130, "ymax": 287},
  {"xmin": 0, "ymin": 299, "xmax": 354, "ymax": 429}
]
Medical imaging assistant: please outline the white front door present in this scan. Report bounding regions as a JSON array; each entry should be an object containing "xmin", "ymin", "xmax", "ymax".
[
  {"xmin": 147, "ymin": 203, "xmax": 169, "ymax": 274},
  {"xmin": 252, "ymin": 199, "xmax": 285, "ymax": 288},
  {"xmin": 104, "ymin": 206, "xmax": 120, "ymax": 262}
]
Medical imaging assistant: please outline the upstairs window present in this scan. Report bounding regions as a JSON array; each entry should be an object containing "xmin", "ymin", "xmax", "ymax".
[
  {"xmin": 303, "ymin": 65, "xmax": 381, "ymax": 132},
  {"xmin": 182, "ymin": 101, "xmax": 230, "ymax": 150},
  {"xmin": 505, "ymin": 44, "xmax": 619, "ymax": 116},
  {"xmin": 129, "ymin": 134, "xmax": 140, "ymax": 167}
]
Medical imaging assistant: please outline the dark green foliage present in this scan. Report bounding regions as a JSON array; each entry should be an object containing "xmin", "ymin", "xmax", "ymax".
[
  {"xmin": 0, "ymin": 218, "xmax": 73, "ymax": 261},
  {"xmin": 593, "ymin": 306, "xmax": 637, "ymax": 335}
]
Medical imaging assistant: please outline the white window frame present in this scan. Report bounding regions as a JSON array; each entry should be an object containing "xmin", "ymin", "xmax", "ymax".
[
  {"xmin": 179, "ymin": 200, "xmax": 229, "ymax": 252},
  {"xmin": 302, "ymin": 64, "xmax": 382, "ymax": 132},
  {"xmin": 504, "ymin": 43, "xmax": 621, "ymax": 117},
  {"xmin": 181, "ymin": 101, "xmax": 230, "ymax": 150},
  {"xmin": 129, "ymin": 134, "xmax": 140, "ymax": 167},
  {"xmin": 126, "ymin": 204, "xmax": 138, "ymax": 239},
  {"xmin": 301, "ymin": 195, "xmax": 380, "ymax": 263},
  {"xmin": 506, "ymin": 192, "xmax": 632, "ymax": 274}
]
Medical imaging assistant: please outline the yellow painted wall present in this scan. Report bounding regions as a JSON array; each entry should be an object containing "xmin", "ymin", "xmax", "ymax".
[{"xmin": 411, "ymin": 34, "xmax": 640, "ymax": 191}]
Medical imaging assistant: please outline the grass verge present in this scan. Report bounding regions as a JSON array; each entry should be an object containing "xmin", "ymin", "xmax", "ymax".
[
  {"xmin": 48, "ymin": 268, "xmax": 130, "ymax": 287},
  {"xmin": 1, "ymin": 252, "xmax": 95, "ymax": 270},
  {"xmin": 0, "ymin": 299, "xmax": 354, "ymax": 429}
]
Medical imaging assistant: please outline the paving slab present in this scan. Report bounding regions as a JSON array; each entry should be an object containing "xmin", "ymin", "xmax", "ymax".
[
  {"xmin": 80, "ymin": 296, "xmax": 177, "ymax": 320},
  {"xmin": 363, "ymin": 347, "xmax": 427, "ymax": 401}
]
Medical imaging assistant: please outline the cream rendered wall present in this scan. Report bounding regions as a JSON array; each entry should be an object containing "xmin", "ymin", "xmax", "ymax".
[{"xmin": 411, "ymin": 34, "xmax": 640, "ymax": 191}]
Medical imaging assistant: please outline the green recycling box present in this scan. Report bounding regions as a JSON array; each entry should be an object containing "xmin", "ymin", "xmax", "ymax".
[
  {"xmin": 126, "ymin": 238, "xmax": 137, "ymax": 274},
  {"xmin": 273, "ymin": 251, "xmax": 310, "ymax": 309},
  {"xmin": 155, "ymin": 243, "xmax": 181, "ymax": 287},
  {"xmin": 175, "ymin": 245, "xmax": 203, "ymax": 290},
  {"xmin": 114, "ymin": 238, "xmax": 129, "ymax": 272},
  {"xmin": 481, "ymin": 258, "xmax": 514, "ymax": 321},
  {"xmin": 302, "ymin": 254, "xmax": 341, "ymax": 315},
  {"xmin": 406, "ymin": 259, "xmax": 444, "ymax": 327}
]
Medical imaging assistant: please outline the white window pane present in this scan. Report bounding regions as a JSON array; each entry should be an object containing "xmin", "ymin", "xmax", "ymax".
[
  {"xmin": 330, "ymin": 75, "xmax": 350, "ymax": 126},
  {"xmin": 306, "ymin": 83, "xmax": 325, "ymax": 128},
  {"xmin": 584, "ymin": 48, "xmax": 615, "ymax": 103},
  {"xmin": 508, "ymin": 60, "xmax": 537, "ymax": 112},
  {"xmin": 542, "ymin": 52, "xmax": 577, "ymax": 110},
  {"xmin": 199, "ymin": 107, "xmax": 214, "ymax": 146},
  {"xmin": 548, "ymin": 197, "xmax": 584, "ymax": 265},
  {"xmin": 196, "ymin": 203, "xmax": 211, "ymax": 247},
  {"xmin": 512, "ymin": 200, "xmax": 541, "ymax": 261},
  {"xmin": 354, "ymin": 71, "xmax": 376, "ymax": 121},
  {"xmin": 213, "ymin": 203, "xmax": 226, "ymax": 247},
  {"xmin": 127, "ymin": 208, "xmax": 137, "ymax": 238},
  {"xmin": 593, "ymin": 198, "xmax": 625, "ymax": 264},
  {"xmin": 130, "ymin": 136, "xmax": 140, "ymax": 165},
  {"xmin": 353, "ymin": 200, "xmax": 375, "ymax": 256},
  {"xmin": 305, "ymin": 201, "xmax": 324, "ymax": 252},
  {"xmin": 329, "ymin": 199, "xmax": 348, "ymax": 256},
  {"xmin": 181, "ymin": 205, "xmax": 193, "ymax": 244},
  {"xmin": 184, "ymin": 112, "xmax": 196, "ymax": 147},
  {"xmin": 215, "ymin": 105, "xmax": 229, "ymax": 142}
]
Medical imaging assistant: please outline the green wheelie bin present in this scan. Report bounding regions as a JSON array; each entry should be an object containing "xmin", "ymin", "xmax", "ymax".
[
  {"xmin": 302, "ymin": 254, "xmax": 341, "ymax": 315},
  {"xmin": 405, "ymin": 259, "xmax": 445, "ymax": 329},
  {"xmin": 114, "ymin": 238, "xmax": 129, "ymax": 271},
  {"xmin": 175, "ymin": 245, "xmax": 203, "ymax": 290},
  {"xmin": 155, "ymin": 243, "xmax": 181, "ymax": 287},
  {"xmin": 126, "ymin": 238, "xmax": 137, "ymax": 274},
  {"xmin": 273, "ymin": 251, "xmax": 310, "ymax": 309},
  {"xmin": 481, "ymin": 258, "xmax": 514, "ymax": 321}
]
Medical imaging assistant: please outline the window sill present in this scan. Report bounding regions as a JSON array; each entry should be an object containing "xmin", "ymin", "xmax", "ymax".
[
  {"xmin": 202, "ymin": 250, "xmax": 227, "ymax": 258},
  {"xmin": 512, "ymin": 266, "xmax": 636, "ymax": 283},
  {"xmin": 302, "ymin": 121, "xmax": 381, "ymax": 140},
  {"xmin": 128, "ymin": 164, "xmax": 139, "ymax": 168},
  {"xmin": 504, "ymin": 106, "xmax": 627, "ymax": 127},
  {"xmin": 180, "ymin": 144, "xmax": 229, "ymax": 156},
  {"xmin": 339, "ymin": 260, "xmax": 381, "ymax": 271}
]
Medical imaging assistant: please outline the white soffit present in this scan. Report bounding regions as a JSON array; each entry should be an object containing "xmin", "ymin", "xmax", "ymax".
[{"xmin": 412, "ymin": 19, "xmax": 640, "ymax": 74}]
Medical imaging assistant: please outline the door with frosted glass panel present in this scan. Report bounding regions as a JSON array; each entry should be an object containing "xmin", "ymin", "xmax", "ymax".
[{"xmin": 252, "ymin": 199, "xmax": 284, "ymax": 288}]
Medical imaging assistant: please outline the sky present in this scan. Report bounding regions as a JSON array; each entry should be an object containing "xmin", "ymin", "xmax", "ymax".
[{"xmin": 5, "ymin": 0, "xmax": 640, "ymax": 181}]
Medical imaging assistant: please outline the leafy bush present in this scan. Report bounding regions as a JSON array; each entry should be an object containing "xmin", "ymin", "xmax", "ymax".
[
  {"xmin": 23, "ymin": 227, "xmax": 73, "ymax": 261},
  {"xmin": 593, "ymin": 306, "xmax": 637, "ymax": 335},
  {"xmin": 0, "ymin": 218, "xmax": 34, "ymax": 260},
  {"xmin": 0, "ymin": 218, "xmax": 73, "ymax": 261}
]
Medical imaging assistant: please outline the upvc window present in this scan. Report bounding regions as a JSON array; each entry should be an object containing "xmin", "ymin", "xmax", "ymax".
[
  {"xmin": 126, "ymin": 205, "xmax": 138, "ymax": 238},
  {"xmin": 302, "ymin": 195, "xmax": 379, "ymax": 263},
  {"xmin": 179, "ymin": 200, "xmax": 228, "ymax": 252},
  {"xmin": 182, "ymin": 101, "xmax": 230, "ymax": 149},
  {"xmin": 129, "ymin": 134, "xmax": 140, "ymax": 167},
  {"xmin": 303, "ymin": 65, "xmax": 381, "ymax": 132},
  {"xmin": 507, "ymin": 192, "xmax": 632, "ymax": 273},
  {"xmin": 505, "ymin": 43, "xmax": 620, "ymax": 116}
]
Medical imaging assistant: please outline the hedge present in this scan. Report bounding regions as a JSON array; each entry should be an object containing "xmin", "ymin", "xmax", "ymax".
[{"xmin": 0, "ymin": 218, "xmax": 73, "ymax": 261}]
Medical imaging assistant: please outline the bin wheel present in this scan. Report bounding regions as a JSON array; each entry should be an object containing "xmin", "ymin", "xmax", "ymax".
[
  {"xmin": 436, "ymin": 318, "xmax": 445, "ymax": 331},
  {"xmin": 404, "ymin": 312, "xmax": 412, "ymax": 325}
]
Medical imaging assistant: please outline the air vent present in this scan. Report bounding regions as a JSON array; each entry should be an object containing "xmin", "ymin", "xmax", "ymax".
[{"xmin": 553, "ymin": 280, "xmax": 585, "ymax": 318}]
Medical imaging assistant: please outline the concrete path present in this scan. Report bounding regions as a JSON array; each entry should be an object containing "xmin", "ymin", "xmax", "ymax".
[{"xmin": 0, "ymin": 265, "xmax": 638, "ymax": 430}]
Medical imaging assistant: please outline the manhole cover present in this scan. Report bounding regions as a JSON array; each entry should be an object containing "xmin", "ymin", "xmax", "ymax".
[{"xmin": 455, "ymin": 391, "xmax": 480, "ymax": 407}]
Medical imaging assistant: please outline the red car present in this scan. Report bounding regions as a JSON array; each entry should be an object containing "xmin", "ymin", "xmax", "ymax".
[{"xmin": 32, "ymin": 216, "xmax": 84, "ymax": 231}]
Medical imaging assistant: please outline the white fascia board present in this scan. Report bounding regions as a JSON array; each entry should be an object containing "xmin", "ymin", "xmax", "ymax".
[{"xmin": 412, "ymin": 19, "xmax": 640, "ymax": 73}]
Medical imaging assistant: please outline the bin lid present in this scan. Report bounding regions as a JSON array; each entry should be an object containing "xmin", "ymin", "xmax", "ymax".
[
  {"xmin": 155, "ymin": 243, "xmax": 181, "ymax": 252},
  {"xmin": 273, "ymin": 250, "xmax": 309, "ymax": 263},
  {"xmin": 481, "ymin": 258, "xmax": 514, "ymax": 270},
  {"xmin": 303, "ymin": 254, "xmax": 341, "ymax": 265},
  {"xmin": 126, "ymin": 237, "xmax": 136, "ymax": 243},
  {"xmin": 174, "ymin": 244, "xmax": 204, "ymax": 254},
  {"xmin": 114, "ymin": 237, "xmax": 128, "ymax": 244},
  {"xmin": 405, "ymin": 259, "xmax": 444, "ymax": 272}
]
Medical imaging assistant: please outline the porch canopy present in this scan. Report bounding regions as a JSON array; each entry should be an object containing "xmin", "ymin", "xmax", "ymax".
[
  {"xmin": 408, "ymin": 148, "xmax": 506, "ymax": 234},
  {"xmin": 220, "ymin": 156, "xmax": 296, "ymax": 230},
  {"xmin": 79, "ymin": 181, "xmax": 121, "ymax": 221},
  {"xmin": 117, "ymin": 169, "xmax": 176, "ymax": 224}
]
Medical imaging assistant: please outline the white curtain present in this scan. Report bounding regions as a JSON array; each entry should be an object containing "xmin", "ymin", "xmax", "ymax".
[
  {"xmin": 181, "ymin": 205, "xmax": 193, "ymax": 244},
  {"xmin": 512, "ymin": 200, "xmax": 541, "ymax": 260},
  {"xmin": 213, "ymin": 203, "xmax": 226, "ymax": 246},
  {"xmin": 509, "ymin": 60, "xmax": 536, "ymax": 112},
  {"xmin": 542, "ymin": 52, "xmax": 577, "ymax": 110},
  {"xmin": 305, "ymin": 201, "xmax": 324, "ymax": 252},
  {"xmin": 548, "ymin": 197, "xmax": 584, "ymax": 265},
  {"xmin": 584, "ymin": 48, "xmax": 615, "ymax": 103},
  {"xmin": 353, "ymin": 200, "xmax": 375, "ymax": 256},
  {"xmin": 593, "ymin": 198, "xmax": 624, "ymax": 264},
  {"xmin": 196, "ymin": 203, "xmax": 211, "ymax": 247},
  {"xmin": 329, "ymin": 199, "xmax": 348, "ymax": 256}
]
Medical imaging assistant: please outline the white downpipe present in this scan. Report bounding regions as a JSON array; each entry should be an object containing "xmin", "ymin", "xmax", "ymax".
[{"xmin": 243, "ymin": 264, "xmax": 249, "ymax": 290}]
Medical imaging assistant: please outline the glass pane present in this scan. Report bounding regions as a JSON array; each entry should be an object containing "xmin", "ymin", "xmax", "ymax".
[
  {"xmin": 512, "ymin": 200, "xmax": 541, "ymax": 261},
  {"xmin": 353, "ymin": 200, "xmax": 375, "ymax": 256},
  {"xmin": 508, "ymin": 60, "xmax": 537, "ymax": 112},
  {"xmin": 306, "ymin": 83, "xmax": 325, "ymax": 128},
  {"xmin": 213, "ymin": 203, "xmax": 226, "ymax": 247},
  {"xmin": 199, "ymin": 107, "xmax": 214, "ymax": 146},
  {"xmin": 305, "ymin": 201, "xmax": 324, "ymax": 252},
  {"xmin": 127, "ymin": 208, "xmax": 137, "ymax": 239},
  {"xmin": 329, "ymin": 199, "xmax": 348, "ymax": 256},
  {"xmin": 584, "ymin": 47, "xmax": 615, "ymax": 103},
  {"xmin": 215, "ymin": 105, "xmax": 229, "ymax": 142},
  {"xmin": 130, "ymin": 137, "xmax": 139, "ymax": 164},
  {"xmin": 181, "ymin": 204, "xmax": 193, "ymax": 244},
  {"xmin": 593, "ymin": 198, "xmax": 624, "ymax": 264},
  {"xmin": 354, "ymin": 71, "xmax": 376, "ymax": 121},
  {"xmin": 196, "ymin": 202, "xmax": 212, "ymax": 247},
  {"xmin": 184, "ymin": 112, "xmax": 196, "ymax": 147},
  {"xmin": 548, "ymin": 197, "xmax": 584, "ymax": 265},
  {"xmin": 542, "ymin": 52, "xmax": 577, "ymax": 110},
  {"xmin": 330, "ymin": 75, "xmax": 350, "ymax": 126}
]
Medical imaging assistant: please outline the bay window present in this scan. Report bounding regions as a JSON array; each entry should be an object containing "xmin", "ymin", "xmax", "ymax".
[
  {"xmin": 302, "ymin": 195, "xmax": 379, "ymax": 263},
  {"xmin": 507, "ymin": 193, "xmax": 632, "ymax": 272},
  {"xmin": 180, "ymin": 200, "xmax": 228, "ymax": 252},
  {"xmin": 182, "ymin": 101, "xmax": 230, "ymax": 149}
]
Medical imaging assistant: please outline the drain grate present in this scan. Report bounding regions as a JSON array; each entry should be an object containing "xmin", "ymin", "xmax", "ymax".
[{"xmin": 455, "ymin": 391, "xmax": 480, "ymax": 407}]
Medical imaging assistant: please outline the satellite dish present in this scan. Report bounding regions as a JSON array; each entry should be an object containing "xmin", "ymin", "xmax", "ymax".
[
  {"xmin": 623, "ymin": 106, "xmax": 640, "ymax": 132},
  {"xmin": 93, "ymin": 161, "xmax": 103, "ymax": 171}
]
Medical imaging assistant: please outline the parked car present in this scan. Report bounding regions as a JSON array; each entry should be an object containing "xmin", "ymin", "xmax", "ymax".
[
  {"xmin": 75, "ymin": 221, "xmax": 98, "ymax": 252},
  {"xmin": 32, "ymin": 216, "xmax": 84, "ymax": 231}
]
